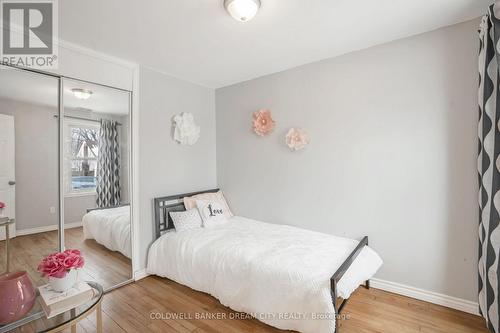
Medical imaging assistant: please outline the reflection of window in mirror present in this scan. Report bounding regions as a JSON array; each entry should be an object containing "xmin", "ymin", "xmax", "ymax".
[
  {"xmin": 65, "ymin": 120, "xmax": 100, "ymax": 196},
  {"xmin": 62, "ymin": 78, "xmax": 133, "ymax": 292}
]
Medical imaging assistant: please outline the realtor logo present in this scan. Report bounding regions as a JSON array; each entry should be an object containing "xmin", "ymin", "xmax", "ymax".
[{"xmin": 1, "ymin": 0, "xmax": 58, "ymax": 69}]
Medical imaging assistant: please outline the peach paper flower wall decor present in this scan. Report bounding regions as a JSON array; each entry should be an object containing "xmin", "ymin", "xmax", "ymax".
[
  {"xmin": 286, "ymin": 128, "xmax": 310, "ymax": 151},
  {"xmin": 253, "ymin": 109, "xmax": 276, "ymax": 136}
]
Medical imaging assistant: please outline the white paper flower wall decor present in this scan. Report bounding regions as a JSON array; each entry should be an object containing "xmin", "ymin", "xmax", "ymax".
[
  {"xmin": 172, "ymin": 112, "xmax": 201, "ymax": 145},
  {"xmin": 285, "ymin": 128, "xmax": 310, "ymax": 151}
]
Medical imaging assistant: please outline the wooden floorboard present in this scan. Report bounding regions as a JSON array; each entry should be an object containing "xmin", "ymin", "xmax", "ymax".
[
  {"xmin": 33, "ymin": 276, "xmax": 489, "ymax": 333},
  {"xmin": 0, "ymin": 227, "xmax": 132, "ymax": 290}
]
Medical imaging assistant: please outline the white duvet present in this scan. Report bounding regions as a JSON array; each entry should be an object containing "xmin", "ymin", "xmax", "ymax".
[
  {"xmin": 82, "ymin": 206, "xmax": 132, "ymax": 259},
  {"xmin": 147, "ymin": 216, "xmax": 382, "ymax": 333}
]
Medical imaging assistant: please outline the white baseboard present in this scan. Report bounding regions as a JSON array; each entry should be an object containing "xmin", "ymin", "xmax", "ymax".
[
  {"xmin": 16, "ymin": 222, "xmax": 83, "ymax": 237},
  {"xmin": 370, "ymin": 278, "xmax": 479, "ymax": 315},
  {"xmin": 134, "ymin": 268, "xmax": 149, "ymax": 281}
]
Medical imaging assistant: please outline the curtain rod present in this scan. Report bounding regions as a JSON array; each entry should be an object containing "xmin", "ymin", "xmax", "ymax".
[{"xmin": 53, "ymin": 114, "xmax": 122, "ymax": 126}]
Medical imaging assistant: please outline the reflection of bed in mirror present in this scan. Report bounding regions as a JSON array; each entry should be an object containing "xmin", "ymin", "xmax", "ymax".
[{"xmin": 82, "ymin": 205, "xmax": 131, "ymax": 259}]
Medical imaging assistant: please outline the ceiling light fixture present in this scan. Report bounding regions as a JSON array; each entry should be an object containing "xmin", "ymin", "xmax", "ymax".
[
  {"xmin": 224, "ymin": 0, "xmax": 261, "ymax": 22},
  {"xmin": 71, "ymin": 88, "xmax": 93, "ymax": 100}
]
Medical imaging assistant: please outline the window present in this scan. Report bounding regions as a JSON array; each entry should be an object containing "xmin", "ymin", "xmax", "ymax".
[{"xmin": 67, "ymin": 123, "xmax": 100, "ymax": 194}]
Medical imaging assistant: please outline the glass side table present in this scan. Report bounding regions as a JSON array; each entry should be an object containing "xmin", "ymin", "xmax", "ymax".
[{"xmin": 0, "ymin": 281, "xmax": 104, "ymax": 333}]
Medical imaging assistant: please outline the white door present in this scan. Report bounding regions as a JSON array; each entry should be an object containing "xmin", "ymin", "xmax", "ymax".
[{"xmin": 0, "ymin": 114, "xmax": 15, "ymax": 240}]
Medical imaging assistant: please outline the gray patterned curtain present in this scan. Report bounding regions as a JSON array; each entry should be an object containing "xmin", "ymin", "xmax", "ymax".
[
  {"xmin": 96, "ymin": 119, "xmax": 121, "ymax": 208},
  {"xmin": 479, "ymin": 5, "xmax": 500, "ymax": 333}
]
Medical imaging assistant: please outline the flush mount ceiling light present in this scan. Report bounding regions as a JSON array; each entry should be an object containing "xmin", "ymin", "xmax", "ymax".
[
  {"xmin": 71, "ymin": 88, "xmax": 93, "ymax": 100},
  {"xmin": 224, "ymin": 0, "xmax": 261, "ymax": 22}
]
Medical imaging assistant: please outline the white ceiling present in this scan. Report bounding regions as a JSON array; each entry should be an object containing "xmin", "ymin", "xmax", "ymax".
[
  {"xmin": 59, "ymin": 0, "xmax": 490, "ymax": 88},
  {"xmin": 0, "ymin": 67, "xmax": 129, "ymax": 115}
]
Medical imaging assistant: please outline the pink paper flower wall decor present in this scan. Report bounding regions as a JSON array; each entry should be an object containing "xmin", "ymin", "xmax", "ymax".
[
  {"xmin": 253, "ymin": 109, "xmax": 276, "ymax": 136},
  {"xmin": 286, "ymin": 128, "xmax": 310, "ymax": 151}
]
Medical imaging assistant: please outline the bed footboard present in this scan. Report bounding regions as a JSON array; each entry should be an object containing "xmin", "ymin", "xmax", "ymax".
[{"xmin": 330, "ymin": 236, "xmax": 369, "ymax": 331}]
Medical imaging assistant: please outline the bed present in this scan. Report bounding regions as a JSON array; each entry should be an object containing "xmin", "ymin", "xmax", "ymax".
[
  {"xmin": 147, "ymin": 190, "xmax": 383, "ymax": 333},
  {"xmin": 82, "ymin": 205, "xmax": 132, "ymax": 259}
]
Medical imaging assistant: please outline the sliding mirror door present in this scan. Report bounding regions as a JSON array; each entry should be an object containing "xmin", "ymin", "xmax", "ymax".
[
  {"xmin": 0, "ymin": 67, "xmax": 133, "ymax": 291},
  {"xmin": 0, "ymin": 65, "xmax": 60, "ymax": 286},
  {"xmin": 62, "ymin": 78, "xmax": 132, "ymax": 290}
]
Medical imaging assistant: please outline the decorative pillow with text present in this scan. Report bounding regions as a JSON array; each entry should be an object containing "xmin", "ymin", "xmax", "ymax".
[
  {"xmin": 195, "ymin": 199, "xmax": 228, "ymax": 228},
  {"xmin": 184, "ymin": 191, "xmax": 234, "ymax": 218}
]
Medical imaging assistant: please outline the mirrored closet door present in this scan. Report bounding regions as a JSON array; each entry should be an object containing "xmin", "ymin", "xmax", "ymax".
[
  {"xmin": 0, "ymin": 65, "xmax": 60, "ymax": 287},
  {"xmin": 62, "ymin": 78, "xmax": 132, "ymax": 290},
  {"xmin": 0, "ymin": 66, "xmax": 133, "ymax": 291}
]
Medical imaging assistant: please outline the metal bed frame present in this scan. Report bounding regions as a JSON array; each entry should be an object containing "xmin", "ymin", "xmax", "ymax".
[{"xmin": 153, "ymin": 189, "xmax": 369, "ymax": 332}]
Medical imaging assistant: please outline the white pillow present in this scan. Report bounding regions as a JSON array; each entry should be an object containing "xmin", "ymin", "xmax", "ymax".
[
  {"xmin": 170, "ymin": 209, "xmax": 203, "ymax": 232},
  {"xmin": 196, "ymin": 199, "xmax": 228, "ymax": 228}
]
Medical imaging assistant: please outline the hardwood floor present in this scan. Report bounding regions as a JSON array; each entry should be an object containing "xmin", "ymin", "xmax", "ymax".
[
  {"xmin": 32, "ymin": 275, "xmax": 489, "ymax": 333},
  {"xmin": 0, "ymin": 227, "xmax": 132, "ymax": 290},
  {"xmin": 65, "ymin": 227, "xmax": 132, "ymax": 290},
  {"xmin": 0, "ymin": 230, "xmax": 58, "ymax": 287},
  {"xmin": 2, "ymin": 231, "xmax": 489, "ymax": 332}
]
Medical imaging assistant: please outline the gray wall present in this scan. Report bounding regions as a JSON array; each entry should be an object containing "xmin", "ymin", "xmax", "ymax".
[
  {"xmin": 0, "ymin": 98, "xmax": 131, "ymax": 230},
  {"xmin": 138, "ymin": 67, "xmax": 217, "ymax": 268},
  {"xmin": 0, "ymin": 99, "xmax": 59, "ymax": 230},
  {"xmin": 64, "ymin": 195, "xmax": 96, "ymax": 224},
  {"xmin": 215, "ymin": 19, "xmax": 479, "ymax": 301}
]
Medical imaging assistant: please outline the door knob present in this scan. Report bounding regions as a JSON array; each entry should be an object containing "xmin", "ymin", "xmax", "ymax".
[{"xmin": 8, "ymin": 181, "xmax": 15, "ymax": 186}]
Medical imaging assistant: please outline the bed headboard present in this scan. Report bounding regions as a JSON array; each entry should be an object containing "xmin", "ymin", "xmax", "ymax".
[{"xmin": 154, "ymin": 189, "xmax": 219, "ymax": 239}]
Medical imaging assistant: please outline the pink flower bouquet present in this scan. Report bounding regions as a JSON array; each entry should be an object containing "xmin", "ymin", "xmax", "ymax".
[
  {"xmin": 253, "ymin": 109, "xmax": 276, "ymax": 136},
  {"xmin": 37, "ymin": 249, "xmax": 84, "ymax": 279}
]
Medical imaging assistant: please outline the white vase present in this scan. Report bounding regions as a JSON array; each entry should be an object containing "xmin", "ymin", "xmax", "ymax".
[{"xmin": 49, "ymin": 269, "xmax": 77, "ymax": 292}]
